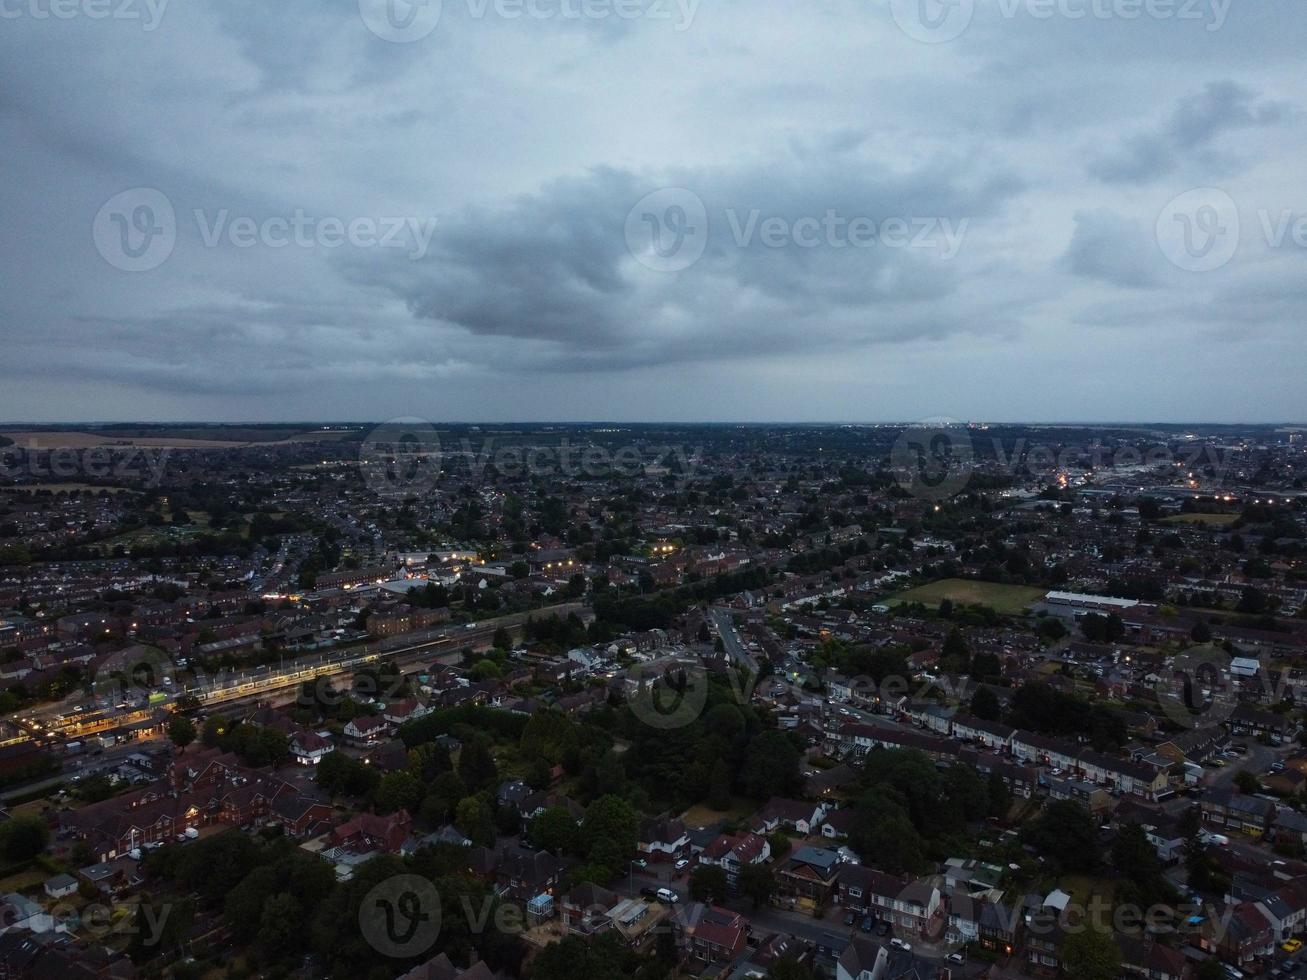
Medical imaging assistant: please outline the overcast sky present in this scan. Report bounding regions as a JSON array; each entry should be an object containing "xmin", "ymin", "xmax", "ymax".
[{"xmin": 2, "ymin": 0, "xmax": 1304, "ymax": 423}]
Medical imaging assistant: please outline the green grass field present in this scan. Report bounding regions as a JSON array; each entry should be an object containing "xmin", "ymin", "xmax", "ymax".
[
  {"xmin": 1162, "ymin": 513, "xmax": 1240, "ymax": 526},
  {"xmin": 890, "ymin": 579, "xmax": 1046, "ymax": 615}
]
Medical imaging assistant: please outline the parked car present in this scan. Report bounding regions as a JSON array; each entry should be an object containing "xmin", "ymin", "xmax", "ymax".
[
  {"xmin": 876, "ymin": 921, "xmax": 891, "ymax": 937},
  {"xmin": 860, "ymin": 915, "xmax": 874, "ymax": 933},
  {"xmin": 1282, "ymin": 939, "xmax": 1303, "ymax": 954},
  {"xmin": 890, "ymin": 938, "xmax": 912, "ymax": 952},
  {"xmin": 655, "ymin": 888, "xmax": 679, "ymax": 904},
  {"xmin": 947, "ymin": 953, "xmax": 965, "ymax": 964},
  {"xmin": 843, "ymin": 911, "xmax": 855, "ymax": 927},
  {"xmin": 674, "ymin": 858, "xmax": 690, "ymax": 872}
]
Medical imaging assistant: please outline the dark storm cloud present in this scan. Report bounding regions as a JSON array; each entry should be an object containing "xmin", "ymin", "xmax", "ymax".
[
  {"xmin": 0, "ymin": 0, "xmax": 1306, "ymax": 421},
  {"xmin": 1089, "ymin": 81, "xmax": 1290, "ymax": 184},
  {"xmin": 342, "ymin": 154, "xmax": 1023, "ymax": 369}
]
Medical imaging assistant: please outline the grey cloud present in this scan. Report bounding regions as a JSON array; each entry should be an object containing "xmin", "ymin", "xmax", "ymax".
[
  {"xmin": 1061, "ymin": 210, "xmax": 1159, "ymax": 289},
  {"xmin": 338, "ymin": 154, "xmax": 1023, "ymax": 371},
  {"xmin": 1, "ymin": 0, "xmax": 1307, "ymax": 420},
  {"xmin": 1090, "ymin": 81, "xmax": 1289, "ymax": 184}
]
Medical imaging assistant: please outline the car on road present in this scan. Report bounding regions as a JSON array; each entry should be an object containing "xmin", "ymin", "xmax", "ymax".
[
  {"xmin": 1283, "ymin": 939, "xmax": 1303, "ymax": 954},
  {"xmin": 674, "ymin": 858, "xmax": 690, "ymax": 872},
  {"xmin": 890, "ymin": 938, "xmax": 912, "ymax": 952},
  {"xmin": 633, "ymin": 859, "xmax": 648, "ymax": 870},
  {"xmin": 947, "ymin": 953, "xmax": 965, "ymax": 964}
]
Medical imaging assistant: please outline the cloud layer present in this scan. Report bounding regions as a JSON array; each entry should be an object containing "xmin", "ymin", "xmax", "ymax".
[{"xmin": 1, "ymin": 0, "xmax": 1305, "ymax": 422}]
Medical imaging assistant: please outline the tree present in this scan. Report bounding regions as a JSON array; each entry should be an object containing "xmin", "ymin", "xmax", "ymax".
[
  {"xmin": 1234, "ymin": 770, "xmax": 1260, "ymax": 794},
  {"xmin": 375, "ymin": 771, "xmax": 423, "ymax": 815},
  {"xmin": 531, "ymin": 933, "xmax": 635, "ymax": 980},
  {"xmin": 529, "ymin": 807, "xmax": 581, "ymax": 855},
  {"xmin": 690, "ymin": 865, "xmax": 729, "ymax": 904},
  {"xmin": 987, "ymin": 770, "xmax": 1012, "ymax": 820},
  {"xmin": 739, "ymin": 731, "xmax": 802, "ymax": 799},
  {"xmin": 255, "ymin": 892, "xmax": 303, "ymax": 963},
  {"xmin": 738, "ymin": 863, "xmax": 776, "ymax": 909},
  {"xmin": 455, "ymin": 795, "xmax": 496, "ymax": 847},
  {"xmin": 581, "ymin": 795, "xmax": 637, "ymax": 859},
  {"xmin": 970, "ymin": 686, "xmax": 1001, "ymax": 721},
  {"xmin": 201, "ymin": 714, "xmax": 227, "ymax": 748},
  {"xmin": 851, "ymin": 810, "xmax": 925, "ymax": 875},
  {"xmin": 421, "ymin": 771, "xmax": 467, "ymax": 825},
  {"xmin": 167, "ymin": 716, "xmax": 196, "ymax": 750},
  {"xmin": 768, "ymin": 958, "xmax": 816, "ymax": 980},
  {"xmin": 708, "ymin": 757, "xmax": 733, "ymax": 811},
  {"xmin": 457, "ymin": 737, "xmax": 499, "ymax": 792},
  {"xmin": 941, "ymin": 627, "xmax": 970, "ymax": 672},
  {"xmin": 942, "ymin": 763, "xmax": 989, "ymax": 822},
  {"xmin": 315, "ymin": 751, "xmax": 355, "ymax": 796},
  {"xmin": 1112, "ymin": 822, "xmax": 1171, "ymax": 908},
  {"xmin": 1059, "ymin": 927, "xmax": 1121, "ymax": 980},
  {"xmin": 407, "ymin": 742, "xmax": 452, "ymax": 781},
  {"xmin": 520, "ymin": 710, "xmax": 578, "ymax": 765},
  {"xmin": 0, "ymin": 815, "xmax": 49, "ymax": 861},
  {"xmin": 1024, "ymin": 800, "xmax": 1099, "ymax": 873}
]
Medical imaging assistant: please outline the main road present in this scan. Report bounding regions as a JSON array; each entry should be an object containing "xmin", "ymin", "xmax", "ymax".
[{"xmin": 710, "ymin": 607, "xmax": 759, "ymax": 674}]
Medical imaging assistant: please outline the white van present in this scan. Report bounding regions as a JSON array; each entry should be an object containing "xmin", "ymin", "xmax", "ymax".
[{"xmin": 655, "ymin": 888, "xmax": 679, "ymax": 904}]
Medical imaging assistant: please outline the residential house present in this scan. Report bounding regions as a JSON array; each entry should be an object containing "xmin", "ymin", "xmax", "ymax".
[
  {"xmin": 700, "ymin": 833, "xmax": 770, "ymax": 885},
  {"xmin": 343, "ymin": 714, "xmax": 389, "ymax": 745},
  {"xmin": 685, "ymin": 905, "xmax": 749, "ymax": 964},
  {"xmin": 778, "ymin": 846, "xmax": 843, "ymax": 909}
]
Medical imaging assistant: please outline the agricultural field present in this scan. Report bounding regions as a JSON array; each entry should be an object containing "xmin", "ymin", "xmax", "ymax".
[
  {"xmin": 891, "ymin": 578, "xmax": 1047, "ymax": 615},
  {"xmin": 1162, "ymin": 512, "xmax": 1240, "ymax": 526}
]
